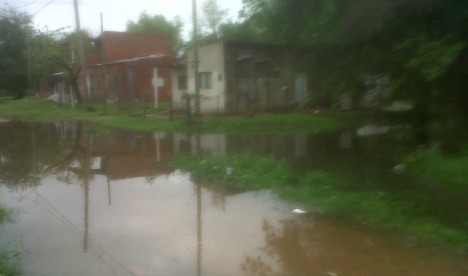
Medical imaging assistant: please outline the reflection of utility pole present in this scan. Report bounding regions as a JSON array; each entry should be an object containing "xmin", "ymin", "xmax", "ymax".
[
  {"xmin": 196, "ymin": 181, "xmax": 202, "ymax": 276},
  {"xmin": 83, "ymin": 133, "xmax": 91, "ymax": 252},
  {"xmin": 107, "ymin": 174, "xmax": 112, "ymax": 206},
  {"xmin": 192, "ymin": 0, "xmax": 200, "ymax": 116},
  {"xmin": 73, "ymin": 0, "xmax": 89, "ymax": 106}
]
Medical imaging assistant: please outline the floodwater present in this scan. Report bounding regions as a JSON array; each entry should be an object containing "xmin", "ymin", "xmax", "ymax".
[{"xmin": 0, "ymin": 121, "xmax": 467, "ymax": 275}]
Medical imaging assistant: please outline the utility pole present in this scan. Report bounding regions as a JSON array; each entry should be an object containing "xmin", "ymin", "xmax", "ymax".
[
  {"xmin": 100, "ymin": 13, "xmax": 107, "ymax": 114},
  {"xmin": 73, "ymin": 0, "xmax": 89, "ymax": 107},
  {"xmin": 193, "ymin": 0, "xmax": 200, "ymax": 116}
]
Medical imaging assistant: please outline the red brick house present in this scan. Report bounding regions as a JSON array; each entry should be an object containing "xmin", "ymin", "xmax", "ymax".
[{"xmin": 85, "ymin": 31, "xmax": 174, "ymax": 106}]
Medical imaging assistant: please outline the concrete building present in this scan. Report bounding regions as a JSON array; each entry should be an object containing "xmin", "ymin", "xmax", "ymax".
[{"xmin": 178, "ymin": 42, "xmax": 309, "ymax": 114}]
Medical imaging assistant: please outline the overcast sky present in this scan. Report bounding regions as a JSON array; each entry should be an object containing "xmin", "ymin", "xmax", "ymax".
[{"xmin": 1, "ymin": 0, "xmax": 244, "ymax": 37}]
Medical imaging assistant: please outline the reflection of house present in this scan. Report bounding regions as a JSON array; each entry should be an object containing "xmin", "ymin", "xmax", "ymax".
[
  {"xmin": 89, "ymin": 132, "xmax": 175, "ymax": 180},
  {"xmin": 85, "ymin": 31, "xmax": 174, "ymax": 105},
  {"xmin": 175, "ymin": 42, "xmax": 309, "ymax": 114}
]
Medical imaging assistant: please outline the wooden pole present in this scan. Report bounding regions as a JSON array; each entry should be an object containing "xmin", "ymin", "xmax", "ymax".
[
  {"xmin": 192, "ymin": 0, "xmax": 200, "ymax": 116},
  {"xmin": 73, "ymin": 0, "xmax": 89, "ymax": 107}
]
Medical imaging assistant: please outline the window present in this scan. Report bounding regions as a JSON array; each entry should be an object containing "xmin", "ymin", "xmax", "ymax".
[
  {"xmin": 107, "ymin": 73, "xmax": 122, "ymax": 88},
  {"xmin": 177, "ymin": 75, "xmax": 187, "ymax": 90},
  {"xmin": 198, "ymin": 72, "xmax": 212, "ymax": 89}
]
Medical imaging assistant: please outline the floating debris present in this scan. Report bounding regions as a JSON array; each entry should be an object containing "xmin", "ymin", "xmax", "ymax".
[{"xmin": 292, "ymin": 208, "xmax": 307, "ymax": 214}]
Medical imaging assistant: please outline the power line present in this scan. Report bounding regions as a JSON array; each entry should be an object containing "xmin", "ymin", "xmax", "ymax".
[
  {"xmin": 11, "ymin": 0, "xmax": 41, "ymax": 9},
  {"xmin": 32, "ymin": 0, "xmax": 56, "ymax": 16}
]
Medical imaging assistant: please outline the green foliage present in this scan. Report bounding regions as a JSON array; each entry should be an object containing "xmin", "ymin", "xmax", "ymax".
[
  {"xmin": 238, "ymin": 0, "xmax": 468, "ymax": 118},
  {"xmin": 0, "ymin": 98, "xmax": 95, "ymax": 122},
  {"xmin": 0, "ymin": 205, "xmax": 19, "ymax": 276},
  {"xmin": 172, "ymin": 152, "xmax": 468, "ymax": 249},
  {"xmin": 171, "ymin": 154, "xmax": 296, "ymax": 189},
  {"xmin": 398, "ymin": 36, "xmax": 465, "ymax": 82},
  {"xmin": 279, "ymin": 171, "xmax": 468, "ymax": 248},
  {"xmin": 404, "ymin": 147, "xmax": 468, "ymax": 198},
  {"xmin": 0, "ymin": 98, "xmax": 365, "ymax": 134},
  {"xmin": 127, "ymin": 12, "xmax": 183, "ymax": 55},
  {"xmin": 0, "ymin": 251, "xmax": 19, "ymax": 276},
  {"xmin": 0, "ymin": 7, "xmax": 31, "ymax": 98},
  {"xmin": 201, "ymin": 0, "xmax": 228, "ymax": 38}
]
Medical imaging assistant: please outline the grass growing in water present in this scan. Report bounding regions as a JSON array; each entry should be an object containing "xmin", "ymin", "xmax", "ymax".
[
  {"xmin": 171, "ymin": 154, "xmax": 468, "ymax": 251},
  {"xmin": 171, "ymin": 154, "xmax": 297, "ymax": 190},
  {"xmin": 0, "ymin": 205, "xmax": 19, "ymax": 276},
  {"xmin": 280, "ymin": 171, "xmax": 468, "ymax": 248},
  {"xmin": 404, "ymin": 147, "xmax": 468, "ymax": 198}
]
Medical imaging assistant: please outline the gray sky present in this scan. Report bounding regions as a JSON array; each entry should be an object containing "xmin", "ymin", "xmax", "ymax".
[{"xmin": 1, "ymin": 0, "xmax": 244, "ymax": 37}]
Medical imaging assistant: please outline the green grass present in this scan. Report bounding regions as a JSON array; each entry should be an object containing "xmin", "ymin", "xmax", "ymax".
[
  {"xmin": 404, "ymin": 147, "xmax": 468, "ymax": 198},
  {"xmin": 0, "ymin": 98, "xmax": 98, "ymax": 122},
  {"xmin": 171, "ymin": 154, "xmax": 468, "ymax": 251},
  {"xmin": 171, "ymin": 154, "xmax": 297, "ymax": 190},
  {"xmin": 0, "ymin": 98, "xmax": 364, "ymax": 134},
  {"xmin": 0, "ymin": 205, "xmax": 19, "ymax": 276},
  {"xmin": 280, "ymin": 171, "xmax": 468, "ymax": 248}
]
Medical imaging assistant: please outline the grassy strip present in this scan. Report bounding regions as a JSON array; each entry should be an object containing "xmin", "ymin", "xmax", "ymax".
[
  {"xmin": 0, "ymin": 98, "xmax": 364, "ymax": 134},
  {"xmin": 0, "ymin": 98, "xmax": 98, "ymax": 122},
  {"xmin": 171, "ymin": 154, "xmax": 468, "ymax": 251},
  {"xmin": 404, "ymin": 148, "xmax": 468, "ymax": 198},
  {"xmin": 280, "ymin": 172, "xmax": 468, "ymax": 248},
  {"xmin": 171, "ymin": 154, "xmax": 297, "ymax": 190},
  {"xmin": 0, "ymin": 205, "xmax": 19, "ymax": 276}
]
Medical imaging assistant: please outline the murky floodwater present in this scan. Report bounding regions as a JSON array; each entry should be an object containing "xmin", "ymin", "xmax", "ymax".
[{"xmin": 0, "ymin": 121, "xmax": 467, "ymax": 275}]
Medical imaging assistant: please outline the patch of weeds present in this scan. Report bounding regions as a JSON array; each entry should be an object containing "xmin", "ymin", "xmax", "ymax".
[
  {"xmin": 0, "ymin": 251, "xmax": 20, "ymax": 276},
  {"xmin": 0, "ymin": 205, "xmax": 20, "ymax": 276},
  {"xmin": 172, "ymin": 154, "xmax": 468, "ymax": 250},
  {"xmin": 171, "ymin": 154, "xmax": 297, "ymax": 190},
  {"xmin": 404, "ymin": 147, "xmax": 468, "ymax": 198},
  {"xmin": 279, "ymin": 171, "xmax": 468, "ymax": 250}
]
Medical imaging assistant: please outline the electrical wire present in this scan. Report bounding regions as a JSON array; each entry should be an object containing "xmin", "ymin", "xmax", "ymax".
[{"xmin": 32, "ymin": 0, "xmax": 56, "ymax": 16}]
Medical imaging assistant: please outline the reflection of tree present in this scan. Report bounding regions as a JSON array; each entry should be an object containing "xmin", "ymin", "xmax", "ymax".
[
  {"xmin": 0, "ymin": 122, "xmax": 71, "ymax": 189},
  {"xmin": 241, "ymin": 219, "xmax": 317, "ymax": 276}
]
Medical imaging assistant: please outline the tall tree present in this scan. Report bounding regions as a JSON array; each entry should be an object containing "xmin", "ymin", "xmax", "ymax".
[
  {"xmin": 0, "ymin": 7, "xmax": 31, "ymax": 98},
  {"xmin": 239, "ymin": 0, "xmax": 468, "ymax": 120},
  {"xmin": 127, "ymin": 12, "xmax": 183, "ymax": 55},
  {"xmin": 201, "ymin": 0, "xmax": 228, "ymax": 38}
]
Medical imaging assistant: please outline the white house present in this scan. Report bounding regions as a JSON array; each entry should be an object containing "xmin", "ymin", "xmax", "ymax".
[{"xmin": 175, "ymin": 42, "xmax": 309, "ymax": 114}]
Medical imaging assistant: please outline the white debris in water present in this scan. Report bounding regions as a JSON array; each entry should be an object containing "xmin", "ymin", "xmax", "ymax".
[{"xmin": 292, "ymin": 208, "xmax": 307, "ymax": 214}]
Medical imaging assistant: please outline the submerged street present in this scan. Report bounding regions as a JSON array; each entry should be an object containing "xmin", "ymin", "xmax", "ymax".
[{"xmin": 0, "ymin": 121, "xmax": 467, "ymax": 275}]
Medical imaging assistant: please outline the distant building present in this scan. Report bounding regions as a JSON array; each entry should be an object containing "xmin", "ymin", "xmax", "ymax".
[
  {"xmin": 85, "ymin": 31, "xmax": 174, "ymax": 106},
  {"xmin": 176, "ymin": 42, "xmax": 309, "ymax": 114}
]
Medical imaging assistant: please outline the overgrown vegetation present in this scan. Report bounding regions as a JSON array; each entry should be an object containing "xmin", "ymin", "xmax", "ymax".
[{"xmin": 171, "ymin": 153, "xmax": 468, "ymax": 251}]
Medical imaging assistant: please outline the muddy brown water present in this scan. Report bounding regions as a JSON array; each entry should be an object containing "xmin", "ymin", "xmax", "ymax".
[{"xmin": 0, "ymin": 121, "xmax": 467, "ymax": 275}]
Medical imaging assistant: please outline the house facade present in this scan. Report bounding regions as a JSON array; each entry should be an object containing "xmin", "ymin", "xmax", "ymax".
[
  {"xmin": 85, "ymin": 31, "xmax": 174, "ymax": 106},
  {"xmin": 179, "ymin": 42, "xmax": 309, "ymax": 114}
]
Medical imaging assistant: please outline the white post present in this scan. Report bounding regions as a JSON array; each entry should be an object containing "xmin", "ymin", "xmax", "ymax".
[{"xmin": 153, "ymin": 68, "xmax": 159, "ymax": 109}]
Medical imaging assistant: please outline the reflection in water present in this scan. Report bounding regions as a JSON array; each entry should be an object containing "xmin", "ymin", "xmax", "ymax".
[
  {"xmin": 243, "ymin": 216, "xmax": 468, "ymax": 276},
  {"xmin": 0, "ymin": 121, "xmax": 467, "ymax": 275}
]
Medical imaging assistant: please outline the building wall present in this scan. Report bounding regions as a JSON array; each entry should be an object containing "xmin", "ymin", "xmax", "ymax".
[
  {"xmin": 187, "ymin": 42, "xmax": 226, "ymax": 114},
  {"xmin": 224, "ymin": 43, "xmax": 293, "ymax": 114},
  {"xmin": 102, "ymin": 32, "xmax": 172, "ymax": 62},
  {"xmin": 85, "ymin": 32, "xmax": 174, "ymax": 104}
]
